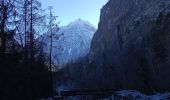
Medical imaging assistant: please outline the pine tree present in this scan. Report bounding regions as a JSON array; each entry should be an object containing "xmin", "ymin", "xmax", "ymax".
[{"xmin": 48, "ymin": 6, "xmax": 59, "ymax": 97}]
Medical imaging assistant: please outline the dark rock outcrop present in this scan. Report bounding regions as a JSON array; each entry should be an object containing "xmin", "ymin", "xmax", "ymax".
[{"xmin": 88, "ymin": 0, "xmax": 170, "ymax": 92}]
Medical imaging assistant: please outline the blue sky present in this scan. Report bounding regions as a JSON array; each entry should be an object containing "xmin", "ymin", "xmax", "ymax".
[{"xmin": 39, "ymin": 0, "xmax": 108, "ymax": 27}]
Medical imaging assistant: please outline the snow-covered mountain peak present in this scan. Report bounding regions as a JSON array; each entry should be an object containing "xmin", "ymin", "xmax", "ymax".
[
  {"xmin": 42, "ymin": 19, "xmax": 96, "ymax": 67},
  {"xmin": 67, "ymin": 18, "xmax": 96, "ymax": 29}
]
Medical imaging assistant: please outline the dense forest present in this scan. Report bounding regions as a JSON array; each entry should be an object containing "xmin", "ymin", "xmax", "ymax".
[{"xmin": 0, "ymin": 0, "xmax": 57, "ymax": 99}]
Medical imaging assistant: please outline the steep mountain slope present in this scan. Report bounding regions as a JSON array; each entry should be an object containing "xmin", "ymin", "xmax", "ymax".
[
  {"xmin": 88, "ymin": 0, "xmax": 170, "ymax": 92},
  {"xmin": 42, "ymin": 19, "xmax": 96, "ymax": 66}
]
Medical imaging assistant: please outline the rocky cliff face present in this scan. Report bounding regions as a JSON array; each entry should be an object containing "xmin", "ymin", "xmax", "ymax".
[{"xmin": 89, "ymin": 0, "xmax": 170, "ymax": 92}]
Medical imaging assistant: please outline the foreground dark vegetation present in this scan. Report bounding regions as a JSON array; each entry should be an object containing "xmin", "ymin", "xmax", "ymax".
[{"xmin": 0, "ymin": 0, "xmax": 56, "ymax": 99}]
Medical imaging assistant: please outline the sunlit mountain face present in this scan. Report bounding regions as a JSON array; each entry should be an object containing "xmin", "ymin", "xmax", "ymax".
[{"xmin": 41, "ymin": 19, "xmax": 96, "ymax": 67}]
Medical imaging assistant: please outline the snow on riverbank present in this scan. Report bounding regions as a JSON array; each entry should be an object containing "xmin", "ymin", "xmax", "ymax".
[{"xmin": 104, "ymin": 90, "xmax": 170, "ymax": 100}]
